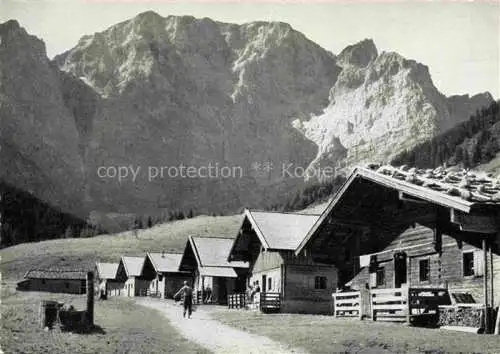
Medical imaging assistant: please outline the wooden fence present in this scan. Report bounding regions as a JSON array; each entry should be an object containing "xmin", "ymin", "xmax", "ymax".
[
  {"xmin": 371, "ymin": 287, "xmax": 409, "ymax": 322},
  {"xmin": 139, "ymin": 289, "xmax": 161, "ymax": 298},
  {"xmin": 333, "ymin": 287, "xmax": 449, "ymax": 323},
  {"xmin": 333, "ymin": 291, "xmax": 362, "ymax": 318},
  {"xmin": 228, "ymin": 293, "xmax": 247, "ymax": 309},
  {"xmin": 260, "ymin": 292, "xmax": 281, "ymax": 312},
  {"xmin": 333, "ymin": 289, "xmax": 371, "ymax": 319}
]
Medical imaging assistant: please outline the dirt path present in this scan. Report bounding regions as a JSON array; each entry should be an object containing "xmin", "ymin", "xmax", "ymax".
[{"xmin": 136, "ymin": 298, "xmax": 307, "ymax": 354}]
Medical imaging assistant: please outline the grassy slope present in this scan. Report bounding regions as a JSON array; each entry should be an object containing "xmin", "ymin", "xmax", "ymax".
[
  {"xmin": 211, "ymin": 310, "xmax": 500, "ymax": 354},
  {"xmin": 0, "ymin": 286, "xmax": 209, "ymax": 354},
  {"xmin": 0, "ymin": 214, "xmax": 242, "ymax": 280},
  {"xmin": 0, "ymin": 202, "xmax": 328, "ymax": 281}
]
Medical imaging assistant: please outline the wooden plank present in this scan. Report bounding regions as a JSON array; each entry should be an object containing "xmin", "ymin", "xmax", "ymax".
[
  {"xmin": 450, "ymin": 209, "xmax": 497, "ymax": 233},
  {"xmin": 336, "ymin": 305, "xmax": 359, "ymax": 311},
  {"xmin": 373, "ymin": 304, "xmax": 407, "ymax": 311},
  {"xmin": 336, "ymin": 298, "xmax": 360, "ymax": 305},
  {"xmin": 333, "ymin": 291, "xmax": 361, "ymax": 298},
  {"xmin": 374, "ymin": 313, "xmax": 407, "ymax": 317},
  {"xmin": 374, "ymin": 317, "xmax": 407, "ymax": 322},
  {"xmin": 440, "ymin": 326, "xmax": 481, "ymax": 334},
  {"xmin": 371, "ymin": 295, "xmax": 405, "ymax": 302},
  {"xmin": 371, "ymin": 288, "xmax": 407, "ymax": 295}
]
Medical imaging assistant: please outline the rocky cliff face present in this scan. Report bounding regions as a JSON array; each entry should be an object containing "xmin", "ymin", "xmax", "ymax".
[
  {"xmin": 0, "ymin": 20, "xmax": 96, "ymax": 217},
  {"xmin": 53, "ymin": 12, "xmax": 340, "ymax": 212},
  {"xmin": 293, "ymin": 39, "xmax": 493, "ymax": 177},
  {"xmin": 1, "ymin": 14, "xmax": 494, "ymax": 217}
]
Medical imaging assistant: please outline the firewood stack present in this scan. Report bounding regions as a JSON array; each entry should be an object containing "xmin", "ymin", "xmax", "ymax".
[{"xmin": 437, "ymin": 306, "xmax": 483, "ymax": 327}]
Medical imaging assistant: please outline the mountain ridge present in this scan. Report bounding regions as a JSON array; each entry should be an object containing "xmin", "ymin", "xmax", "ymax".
[{"xmin": 1, "ymin": 12, "xmax": 494, "ymax": 225}]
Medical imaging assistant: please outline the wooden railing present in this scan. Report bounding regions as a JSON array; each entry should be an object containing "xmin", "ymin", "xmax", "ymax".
[
  {"xmin": 333, "ymin": 291, "xmax": 361, "ymax": 318},
  {"xmin": 333, "ymin": 289, "xmax": 371, "ymax": 319},
  {"xmin": 259, "ymin": 292, "xmax": 281, "ymax": 312},
  {"xmin": 370, "ymin": 286, "xmax": 449, "ymax": 323},
  {"xmin": 228, "ymin": 293, "xmax": 247, "ymax": 309},
  {"xmin": 139, "ymin": 289, "xmax": 161, "ymax": 297},
  {"xmin": 371, "ymin": 287, "xmax": 409, "ymax": 322}
]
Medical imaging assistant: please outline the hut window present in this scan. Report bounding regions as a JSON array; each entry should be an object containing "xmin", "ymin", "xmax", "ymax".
[
  {"xmin": 267, "ymin": 277, "xmax": 272, "ymax": 291},
  {"xmin": 314, "ymin": 276, "xmax": 327, "ymax": 290},
  {"xmin": 463, "ymin": 252, "xmax": 475, "ymax": 276},
  {"xmin": 41, "ymin": 279, "xmax": 46, "ymax": 285},
  {"xmin": 65, "ymin": 282, "xmax": 70, "ymax": 289},
  {"xmin": 463, "ymin": 250, "xmax": 484, "ymax": 277},
  {"xmin": 376, "ymin": 268, "xmax": 385, "ymax": 286},
  {"xmin": 419, "ymin": 259, "xmax": 430, "ymax": 282}
]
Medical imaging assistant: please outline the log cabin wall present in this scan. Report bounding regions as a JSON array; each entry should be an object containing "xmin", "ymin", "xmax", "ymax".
[
  {"xmin": 248, "ymin": 250, "xmax": 284, "ymax": 293},
  {"xmin": 282, "ymin": 250, "xmax": 337, "ymax": 314},
  {"xmin": 283, "ymin": 263, "xmax": 337, "ymax": 314},
  {"xmin": 106, "ymin": 280, "xmax": 123, "ymax": 296},
  {"xmin": 252, "ymin": 249, "xmax": 284, "ymax": 274},
  {"xmin": 27, "ymin": 278, "xmax": 86, "ymax": 294},
  {"xmin": 246, "ymin": 248, "xmax": 337, "ymax": 314},
  {"xmin": 345, "ymin": 205, "xmax": 500, "ymax": 304}
]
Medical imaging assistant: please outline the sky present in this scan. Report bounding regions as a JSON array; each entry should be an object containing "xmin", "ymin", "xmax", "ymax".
[{"xmin": 2, "ymin": 0, "xmax": 499, "ymax": 98}]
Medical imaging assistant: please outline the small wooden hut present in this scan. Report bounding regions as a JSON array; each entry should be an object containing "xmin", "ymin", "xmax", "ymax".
[
  {"xmin": 228, "ymin": 209, "xmax": 338, "ymax": 314},
  {"xmin": 141, "ymin": 252, "xmax": 191, "ymax": 298},
  {"xmin": 95, "ymin": 262, "xmax": 121, "ymax": 296},
  {"xmin": 22, "ymin": 268, "xmax": 87, "ymax": 294},
  {"xmin": 116, "ymin": 256, "xmax": 148, "ymax": 297},
  {"xmin": 178, "ymin": 236, "xmax": 248, "ymax": 304}
]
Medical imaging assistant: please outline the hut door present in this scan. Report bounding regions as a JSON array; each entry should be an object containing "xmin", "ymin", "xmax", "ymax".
[
  {"xmin": 394, "ymin": 252, "xmax": 407, "ymax": 288},
  {"xmin": 261, "ymin": 275, "xmax": 267, "ymax": 293}
]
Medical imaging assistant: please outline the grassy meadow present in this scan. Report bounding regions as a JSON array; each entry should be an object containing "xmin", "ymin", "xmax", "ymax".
[
  {"xmin": 0, "ymin": 214, "xmax": 243, "ymax": 280},
  {"xmin": 0, "ymin": 214, "xmax": 243, "ymax": 353},
  {"xmin": 211, "ymin": 309, "xmax": 500, "ymax": 353},
  {"xmin": 0, "ymin": 284, "xmax": 209, "ymax": 354}
]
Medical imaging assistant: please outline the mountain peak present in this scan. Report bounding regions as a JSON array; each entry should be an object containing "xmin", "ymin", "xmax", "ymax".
[
  {"xmin": 134, "ymin": 10, "xmax": 164, "ymax": 21},
  {"xmin": 338, "ymin": 38, "xmax": 378, "ymax": 68},
  {"xmin": 1, "ymin": 19, "xmax": 27, "ymax": 40}
]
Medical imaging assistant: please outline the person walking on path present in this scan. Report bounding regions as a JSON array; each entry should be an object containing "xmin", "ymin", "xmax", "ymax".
[{"xmin": 174, "ymin": 281, "xmax": 194, "ymax": 319}]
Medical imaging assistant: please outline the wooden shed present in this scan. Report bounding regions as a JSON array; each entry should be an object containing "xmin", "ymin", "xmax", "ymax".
[
  {"xmin": 95, "ymin": 262, "xmax": 122, "ymax": 296},
  {"xmin": 116, "ymin": 256, "xmax": 149, "ymax": 297},
  {"xmin": 23, "ymin": 268, "xmax": 87, "ymax": 294},
  {"xmin": 141, "ymin": 252, "xmax": 191, "ymax": 298},
  {"xmin": 228, "ymin": 209, "xmax": 338, "ymax": 314},
  {"xmin": 179, "ymin": 236, "xmax": 248, "ymax": 304},
  {"xmin": 296, "ymin": 165, "xmax": 500, "ymax": 331}
]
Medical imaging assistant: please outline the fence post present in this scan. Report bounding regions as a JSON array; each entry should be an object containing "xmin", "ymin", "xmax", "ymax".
[
  {"xmin": 406, "ymin": 288, "xmax": 411, "ymax": 325},
  {"xmin": 86, "ymin": 271, "xmax": 94, "ymax": 327},
  {"xmin": 370, "ymin": 291, "xmax": 376, "ymax": 321}
]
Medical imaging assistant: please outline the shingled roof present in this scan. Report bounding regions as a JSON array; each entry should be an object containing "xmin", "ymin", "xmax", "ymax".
[
  {"xmin": 190, "ymin": 236, "xmax": 248, "ymax": 269},
  {"xmin": 296, "ymin": 163, "xmax": 500, "ymax": 254},
  {"xmin": 25, "ymin": 269, "xmax": 88, "ymax": 280},
  {"xmin": 96, "ymin": 262, "xmax": 118, "ymax": 280},
  {"xmin": 120, "ymin": 256, "xmax": 145, "ymax": 277},
  {"xmin": 146, "ymin": 252, "xmax": 185, "ymax": 273},
  {"xmin": 244, "ymin": 209, "xmax": 320, "ymax": 250},
  {"xmin": 378, "ymin": 164, "xmax": 500, "ymax": 200}
]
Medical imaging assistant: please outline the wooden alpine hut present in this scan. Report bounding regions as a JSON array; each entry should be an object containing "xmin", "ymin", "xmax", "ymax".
[
  {"xmin": 296, "ymin": 164, "xmax": 500, "ymax": 332},
  {"xmin": 141, "ymin": 252, "xmax": 191, "ymax": 298},
  {"xmin": 95, "ymin": 262, "xmax": 121, "ymax": 296},
  {"xmin": 228, "ymin": 209, "xmax": 338, "ymax": 314},
  {"xmin": 178, "ymin": 236, "xmax": 248, "ymax": 304},
  {"xmin": 116, "ymin": 256, "xmax": 149, "ymax": 297}
]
